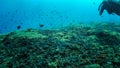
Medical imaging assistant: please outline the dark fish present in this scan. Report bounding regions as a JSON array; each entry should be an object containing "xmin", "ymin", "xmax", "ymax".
[
  {"xmin": 17, "ymin": 25, "xmax": 21, "ymax": 29},
  {"xmin": 39, "ymin": 24, "xmax": 44, "ymax": 27}
]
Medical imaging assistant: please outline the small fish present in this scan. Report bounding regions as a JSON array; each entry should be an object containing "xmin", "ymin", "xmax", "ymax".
[
  {"xmin": 7, "ymin": 12, "xmax": 10, "ymax": 14},
  {"xmin": 20, "ymin": 22, "xmax": 23, "ymax": 25},
  {"xmin": 93, "ymin": 2, "xmax": 96, "ymax": 4},
  {"xmin": 4, "ymin": 27, "xmax": 7, "ymax": 29},
  {"xmin": 17, "ymin": 25, "xmax": 21, "ymax": 29},
  {"xmin": 39, "ymin": 24, "xmax": 44, "ymax": 27}
]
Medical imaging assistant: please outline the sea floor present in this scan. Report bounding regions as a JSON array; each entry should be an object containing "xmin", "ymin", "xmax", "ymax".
[{"xmin": 0, "ymin": 22, "xmax": 120, "ymax": 68}]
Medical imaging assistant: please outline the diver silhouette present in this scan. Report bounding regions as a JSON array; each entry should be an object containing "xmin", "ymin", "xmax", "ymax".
[{"xmin": 98, "ymin": 0, "xmax": 120, "ymax": 16}]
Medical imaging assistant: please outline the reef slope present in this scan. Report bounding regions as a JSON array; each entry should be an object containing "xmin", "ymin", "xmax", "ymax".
[{"xmin": 0, "ymin": 23, "xmax": 120, "ymax": 68}]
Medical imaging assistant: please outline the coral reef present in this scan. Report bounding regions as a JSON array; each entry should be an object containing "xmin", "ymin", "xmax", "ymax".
[{"xmin": 0, "ymin": 22, "xmax": 120, "ymax": 68}]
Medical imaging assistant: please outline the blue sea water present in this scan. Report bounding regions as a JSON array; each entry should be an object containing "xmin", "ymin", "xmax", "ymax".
[{"xmin": 0, "ymin": 0, "xmax": 120, "ymax": 33}]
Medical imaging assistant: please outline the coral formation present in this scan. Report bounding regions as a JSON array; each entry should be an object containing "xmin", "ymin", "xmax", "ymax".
[{"xmin": 0, "ymin": 22, "xmax": 120, "ymax": 68}]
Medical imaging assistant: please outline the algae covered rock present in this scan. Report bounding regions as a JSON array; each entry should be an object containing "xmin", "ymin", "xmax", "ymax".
[
  {"xmin": 1, "ymin": 29, "xmax": 48, "ymax": 47},
  {"xmin": 84, "ymin": 64, "xmax": 100, "ymax": 68},
  {"xmin": 53, "ymin": 32, "xmax": 71, "ymax": 42},
  {"xmin": 95, "ymin": 30, "xmax": 120, "ymax": 45}
]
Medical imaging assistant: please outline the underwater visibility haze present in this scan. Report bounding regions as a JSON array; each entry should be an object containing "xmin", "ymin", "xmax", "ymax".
[
  {"xmin": 1, "ymin": 0, "xmax": 120, "ymax": 68},
  {"xmin": 0, "ymin": 0, "xmax": 120, "ymax": 33}
]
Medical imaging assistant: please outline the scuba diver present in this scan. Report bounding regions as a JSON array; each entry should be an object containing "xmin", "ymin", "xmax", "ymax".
[{"xmin": 98, "ymin": 0, "xmax": 120, "ymax": 16}]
